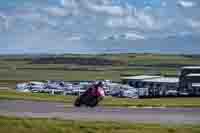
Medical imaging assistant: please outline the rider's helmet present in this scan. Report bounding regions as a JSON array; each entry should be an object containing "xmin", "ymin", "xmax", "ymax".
[{"xmin": 97, "ymin": 81, "xmax": 103, "ymax": 88}]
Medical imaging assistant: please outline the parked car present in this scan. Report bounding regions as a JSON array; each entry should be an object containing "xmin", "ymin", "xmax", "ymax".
[
  {"xmin": 16, "ymin": 83, "xmax": 31, "ymax": 93},
  {"xmin": 16, "ymin": 81, "xmax": 45, "ymax": 92},
  {"xmin": 165, "ymin": 90, "xmax": 178, "ymax": 96},
  {"xmin": 111, "ymin": 85, "xmax": 138, "ymax": 98},
  {"xmin": 179, "ymin": 91, "xmax": 189, "ymax": 96},
  {"xmin": 16, "ymin": 82, "xmax": 28, "ymax": 90},
  {"xmin": 122, "ymin": 89, "xmax": 138, "ymax": 98},
  {"xmin": 46, "ymin": 80, "xmax": 66, "ymax": 90}
]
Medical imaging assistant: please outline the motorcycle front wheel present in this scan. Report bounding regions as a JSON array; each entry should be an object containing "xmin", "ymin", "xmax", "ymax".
[{"xmin": 74, "ymin": 97, "xmax": 81, "ymax": 107}]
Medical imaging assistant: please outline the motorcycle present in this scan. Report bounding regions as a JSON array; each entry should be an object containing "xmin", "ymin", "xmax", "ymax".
[{"xmin": 74, "ymin": 84, "xmax": 105, "ymax": 107}]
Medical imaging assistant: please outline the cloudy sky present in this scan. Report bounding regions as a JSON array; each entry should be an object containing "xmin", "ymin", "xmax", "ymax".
[{"xmin": 0, "ymin": 0, "xmax": 200, "ymax": 54}]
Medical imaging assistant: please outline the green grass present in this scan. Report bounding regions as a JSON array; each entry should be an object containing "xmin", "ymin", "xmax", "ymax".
[
  {"xmin": 0, "ymin": 53, "xmax": 200, "ymax": 83},
  {"xmin": 1, "ymin": 90, "xmax": 200, "ymax": 108},
  {"xmin": 99, "ymin": 53, "xmax": 200, "ymax": 65},
  {"xmin": 0, "ymin": 116, "xmax": 199, "ymax": 133},
  {"xmin": 0, "ymin": 90, "xmax": 75, "ymax": 103},
  {"xmin": 102, "ymin": 97, "xmax": 200, "ymax": 108}
]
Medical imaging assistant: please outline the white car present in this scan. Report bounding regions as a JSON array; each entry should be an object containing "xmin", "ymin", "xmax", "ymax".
[
  {"xmin": 16, "ymin": 83, "xmax": 31, "ymax": 93},
  {"xmin": 17, "ymin": 88, "xmax": 31, "ymax": 93},
  {"xmin": 16, "ymin": 81, "xmax": 46, "ymax": 92},
  {"xmin": 16, "ymin": 82, "xmax": 28, "ymax": 90},
  {"xmin": 71, "ymin": 89, "xmax": 86, "ymax": 95},
  {"xmin": 27, "ymin": 82, "xmax": 46, "ymax": 90},
  {"xmin": 166, "ymin": 90, "xmax": 178, "ymax": 96},
  {"xmin": 111, "ymin": 85, "xmax": 138, "ymax": 98},
  {"xmin": 179, "ymin": 92, "xmax": 189, "ymax": 96},
  {"xmin": 46, "ymin": 80, "xmax": 74, "ymax": 90},
  {"xmin": 121, "ymin": 89, "xmax": 138, "ymax": 98}
]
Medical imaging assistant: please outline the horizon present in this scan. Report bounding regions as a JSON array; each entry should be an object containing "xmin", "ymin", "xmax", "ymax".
[{"xmin": 0, "ymin": 52, "xmax": 200, "ymax": 56}]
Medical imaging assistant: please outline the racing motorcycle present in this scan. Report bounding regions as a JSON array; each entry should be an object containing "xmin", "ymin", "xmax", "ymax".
[{"xmin": 74, "ymin": 83, "xmax": 105, "ymax": 107}]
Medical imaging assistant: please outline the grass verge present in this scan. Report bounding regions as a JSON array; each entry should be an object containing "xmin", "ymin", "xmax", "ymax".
[
  {"xmin": 0, "ymin": 116, "xmax": 200, "ymax": 133},
  {"xmin": 1, "ymin": 90, "xmax": 200, "ymax": 108}
]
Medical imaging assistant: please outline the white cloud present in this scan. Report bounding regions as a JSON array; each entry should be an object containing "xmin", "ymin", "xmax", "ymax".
[
  {"xmin": 0, "ymin": 13, "xmax": 9, "ymax": 31},
  {"xmin": 85, "ymin": 1, "xmax": 125, "ymax": 16},
  {"xmin": 60, "ymin": 0, "xmax": 65, "ymax": 6},
  {"xmin": 60, "ymin": 0, "xmax": 78, "ymax": 8},
  {"xmin": 177, "ymin": 0, "xmax": 196, "ymax": 8},
  {"xmin": 0, "ymin": 13, "xmax": 6, "ymax": 20},
  {"xmin": 106, "ymin": 10, "xmax": 160, "ymax": 30},
  {"xmin": 161, "ymin": 1, "xmax": 167, "ymax": 7},
  {"xmin": 187, "ymin": 19, "xmax": 200, "ymax": 29},
  {"xmin": 136, "ymin": 11, "xmax": 155, "ymax": 29},
  {"xmin": 102, "ymin": 32, "xmax": 145, "ymax": 41},
  {"xmin": 66, "ymin": 35, "xmax": 82, "ymax": 41},
  {"xmin": 124, "ymin": 33, "xmax": 145, "ymax": 40},
  {"xmin": 44, "ymin": 7, "xmax": 68, "ymax": 16}
]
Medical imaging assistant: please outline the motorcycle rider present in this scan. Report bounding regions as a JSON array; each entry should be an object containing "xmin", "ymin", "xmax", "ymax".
[
  {"xmin": 89, "ymin": 81, "xmax": 105, "ymax": 97},
  {"xmin": 74, "ymin": 81, "xmax": 105, "ymax": 107}
]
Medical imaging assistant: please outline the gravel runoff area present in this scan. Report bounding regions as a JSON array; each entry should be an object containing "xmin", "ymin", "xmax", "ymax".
[{"xmin": 0, "ymin": 100, "xmax": 200, "ymax": 124}]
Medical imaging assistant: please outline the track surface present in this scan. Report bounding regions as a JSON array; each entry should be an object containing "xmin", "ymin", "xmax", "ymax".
[{"xmin": 0, "ymin": 100, "xmax": 200, "ymax": 124}]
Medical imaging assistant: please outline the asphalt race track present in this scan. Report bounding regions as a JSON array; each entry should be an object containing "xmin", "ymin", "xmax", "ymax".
[{"xmin": 0, "ymin": 100, "xmax": 200, "ymax": 124}]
